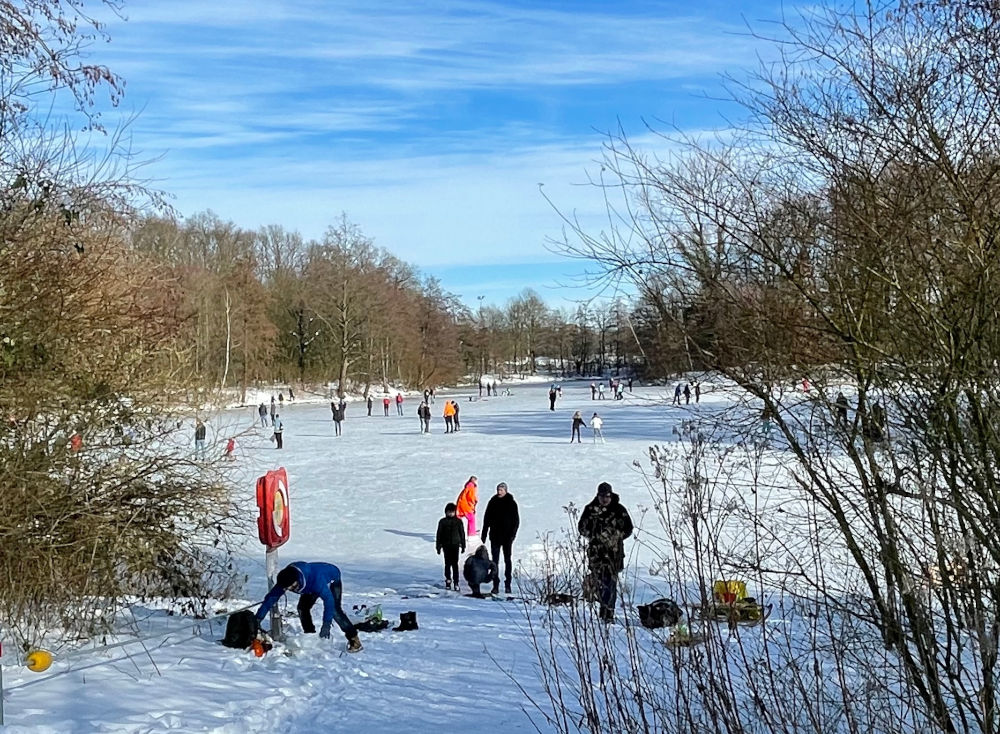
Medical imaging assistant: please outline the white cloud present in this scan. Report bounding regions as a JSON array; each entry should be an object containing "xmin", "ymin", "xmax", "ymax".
[{"xmin": 83, "ymin": 0, "xmax": 769, "ymax": 294}]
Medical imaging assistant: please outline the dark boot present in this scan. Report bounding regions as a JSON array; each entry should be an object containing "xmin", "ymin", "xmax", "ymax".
[
  {"xmin": 393, "ymin": 611, "xmax": 418, "ymax": 631},
  {"xmin": 491, "ymin": 580, "xmax": 500, "ymax": 596},
  {"xmin": 504, "ymin": 581, "xmax": 512, "ymax": 595}
]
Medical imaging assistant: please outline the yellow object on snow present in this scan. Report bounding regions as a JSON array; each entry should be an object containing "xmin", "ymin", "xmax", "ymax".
[
  {"xmin": 713, "ymin": 580, "xmax": 747, "ymax": 603},
  {"xmin": 25, "ymin": 648, "xmax": 53, "ymax": 672}
]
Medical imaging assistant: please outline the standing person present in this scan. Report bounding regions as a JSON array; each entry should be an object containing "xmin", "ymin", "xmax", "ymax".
[
  {"xmin": 383, "ymin": 396, "xmax": 391, "ymax": 416},
  {"xmin": 224, "ymin": 437, "xmax": 236, "ymax": 460},
  {"xmin": 288, "ymin": 387, "xmax": 295, "ymax": 401},
  {"xmin": 486, "ymin": 382, "xmax": 492, "ymax": 397},
  {"xmin": 835, "ymin": 392, "xmax": 849, "ymax": 425},
  {"xmin": 591, "ymin": 383, "xmax": 597, "ymax": 400},
  {"xmin": 481, "ymin": 482, "xmax": 519, "ymax": 595},
  {"xmin": 194, "ymin": 419, "xmax": 207, "ymax": 458},
  {"xmin": 672, "ymin": 384, "xmax": 682, "ymax": 405},
  {"xmin": 683, "ymin": 383, "xmax": 691, "ymax": 405},
  {"xmin": 479, "ymin": 381, "xmax": 483, "ymax": 398},
  {"xmin": 258, "ymin": 403, "xmax": 268, "ymax": 428},
  {"xmin": 548, "ymin": 385, "xmax": 557, "ymax": 411},
  {"xmin": 694, "ymin": 383, "xmax": 700, "ymax": 403},
  {"xmin": 442, "ymin": 401, "xmax": 454, "ymax": 433},
  {"xmin": 395, "ymin": 393, "xmax": 404, "ymax": 416},
  {"xmin": 578, "ymin": 482, "xmax": 634, "ymax": 623},
  {"xmin": 436, "ymin": 502, "xmax": 466, "ymax": 590},
  {"xmin": 463, "ymin": 546, "xmax": 498, "ymax": 598},
  {"xmin": 331, "ymin": 402, "xmax": 344, "ymax": 436},
  {"xmin": 272, "ymin": 414, "xmax": 283, "ymax": 449},
  {"xmin": 452, "ymin": 400, "xmax": 461, "ymax": 431},
  {"xmin": 456, "ymin": 476, "xmax": 479, "ymax": 536},
  {"xmin": 598, "ymin": 383, "xmax": 606, "ymax": 400},
  {"xmin": 430, "ymin": 387, "xmax": 436, "ymax": 404},
  {"xmin": 256, "ymin": 562, "xmax": 362, "ymax": 653},
  {"xmin": 418, "ymin": 401, "xmax": 432, "ymax": 433},
  {"xmin": 628, "ymin": 377, "xmax": 633, "ymax": 392},
  {"xmin": 590, "ymin": 413, "xmax": 605, "ymax": 443},
  {"xmin": 269, "ymin": 396, "xmax": 277, "ymax": 424},
  {"xmin": 278, "ymin": 392, "xmax": 284, "ymax": 405},
  {"xmin": 366, "ymin": 395, "xmax": 373, "ymax": 416},
  {"xmin": 571, "ymin": 411, "xmax": 585, "ymax": 443}
]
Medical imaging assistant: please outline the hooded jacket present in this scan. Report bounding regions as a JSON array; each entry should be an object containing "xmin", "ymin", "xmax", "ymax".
[
  {"xmin": 481, "ymin": 492, "xmax": 520, "ymax": 543},
  {"xmin": 463, "ymin": 546, "xmax": 497, "ymax": 586},
  {"xmin": 456, "ymin": 480, "xmax": 478, "ymax": 516},
  {"xmin": 256, "ymin": 561, "xmax": 342, "ymax": 628},
  {"xmin": 578, "ymin": 492, "xmax": 634, "ymax": 574},
  {"xmin": 436, "ymin": 515, "xmax": 466, "ymax": 551}
]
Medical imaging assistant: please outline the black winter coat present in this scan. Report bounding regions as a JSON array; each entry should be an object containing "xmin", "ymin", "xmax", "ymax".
[
  {"xmin": 436, "ymin": 515, "xmax": 466, "ymax": 552},
  {"xmin": 481, "ymin": 493, "xmax": 520, "ymax": 543},
  {"xmin": 463, "ymin": 547, "xmax": 497, "ymax": 586},
  {"xmin": 578, "ymin": 492, "xmax": 634, "ymax": 574}
]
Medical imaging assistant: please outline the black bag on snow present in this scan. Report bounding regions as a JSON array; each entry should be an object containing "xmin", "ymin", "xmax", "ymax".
[
  {"xmin": 637, "ymin": 598, "xmax": 682, "ymax": 629},
  {"xmin": 222, "ymin": 610, "xmax": 260, "ymax": 648}
]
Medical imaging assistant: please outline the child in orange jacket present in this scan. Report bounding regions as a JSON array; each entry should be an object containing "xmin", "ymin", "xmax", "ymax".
[{"xmin": 455, "ymin": 475, "xmax": 478, "ymax": 536}]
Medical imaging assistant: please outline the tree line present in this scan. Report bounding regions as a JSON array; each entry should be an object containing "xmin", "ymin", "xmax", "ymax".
[{"xmin": 127, "ymin": 210, "xmax": 656, "ymax": 397}]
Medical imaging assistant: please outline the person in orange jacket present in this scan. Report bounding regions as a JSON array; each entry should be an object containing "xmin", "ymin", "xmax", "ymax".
[
  {"xmin": 455, "ymin": 475, "xmax": 478, "ymax": 535},
  {"xmin": 443, "ymin": 400, "xmax": 456, "ymax": 433}
]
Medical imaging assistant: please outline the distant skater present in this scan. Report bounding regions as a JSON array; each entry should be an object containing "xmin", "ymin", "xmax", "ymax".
[
  {"xmin": 591, "ymin": 413, "xmax": 605, "ymax": 443},
  {"xmin": 571, "ymin": 411, "xmax": 585, "ymax": 443}
]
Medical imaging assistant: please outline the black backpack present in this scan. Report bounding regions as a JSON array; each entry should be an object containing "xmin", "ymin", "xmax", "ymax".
[
  {"xmin": 637, "ymin": 598, "xmax": 682, "ymax": 629},
  {"xmin": 222, "ymin": 610, "xmax": 260, "ymax": 649}
]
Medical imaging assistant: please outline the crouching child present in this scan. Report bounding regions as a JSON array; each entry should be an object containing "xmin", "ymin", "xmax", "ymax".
[{"xmin": 463, "ymin": 545, "xmax": 498, "ymax": 598}]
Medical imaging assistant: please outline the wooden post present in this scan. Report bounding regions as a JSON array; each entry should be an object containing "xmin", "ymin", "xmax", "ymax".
[{"xmin": 265, "ymin": 547, "xmax": 283, "ymax": 641}]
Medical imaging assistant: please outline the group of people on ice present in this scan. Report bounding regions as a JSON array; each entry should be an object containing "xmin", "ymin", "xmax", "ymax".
[
  {"xmin": 437, "ymin": 476, "xmax": 521, "ymax": 596},
  {"xmin": 672, "ymin": 382, "xmax": 700, "ymax": 405},
  {"xmin": 254, "ymin": 477, "xmax": 634, "ymax": 654},
  {"xmin": 590, "ymin": 377, "xmax": 631, "ymax": 400}
]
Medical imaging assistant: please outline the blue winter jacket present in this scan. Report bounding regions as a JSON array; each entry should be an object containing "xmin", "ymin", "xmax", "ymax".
[{"xmin": 256, "ymin": 561, "xmax": 342, "ymax": 629}]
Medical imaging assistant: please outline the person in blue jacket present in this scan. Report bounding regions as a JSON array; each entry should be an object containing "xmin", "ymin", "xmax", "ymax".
[{"xmin": 256, "ymin": 561, "xmax": 362, "ymax": 652}]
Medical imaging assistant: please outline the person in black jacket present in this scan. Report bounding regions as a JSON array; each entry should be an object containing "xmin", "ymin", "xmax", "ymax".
[
  {"xmin": 436, "ymin": 502, "xmax": 466, "ymax": 590},
  {"xmin": 463, "ymin": 545, "xmax": 498, "ymax": 597},
  {"xmin": 331, "ymin": 401, "xmax": 344, "ymax": 436},
  {"xmin": 418, "ymin": 401, "xmax": 432, "ymax": 433},
  {"xmin": 571, "ymin": 411, "xmax": 585, "ymax": 443},
  {"xmin": 578, "ymin": 482, "xmax": 634, "ymax": 622},
  {"xmin": 481, "ymin": 481, "xmax": 520, "ymax": 595}
]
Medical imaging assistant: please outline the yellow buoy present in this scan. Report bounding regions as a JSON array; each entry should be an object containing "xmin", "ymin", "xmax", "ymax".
[{"xmin": 25, "ymin": 649, "xmax": 53, "ymax": 673}]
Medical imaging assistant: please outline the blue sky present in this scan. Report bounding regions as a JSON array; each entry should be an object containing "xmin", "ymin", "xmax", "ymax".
[{"xmin": 90, "ymin": 0, "xmax": 781, "ymax": 309}]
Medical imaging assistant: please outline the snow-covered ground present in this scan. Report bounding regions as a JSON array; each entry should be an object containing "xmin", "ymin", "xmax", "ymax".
[{"xmin": 2, "ymin": 379, "xmax": 737, "ymax": 733}]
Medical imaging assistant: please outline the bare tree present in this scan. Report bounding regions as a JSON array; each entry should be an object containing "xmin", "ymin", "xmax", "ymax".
[{"xmin": 536, "ymin": 2, "xmax": 1000, "ymax": 732}]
